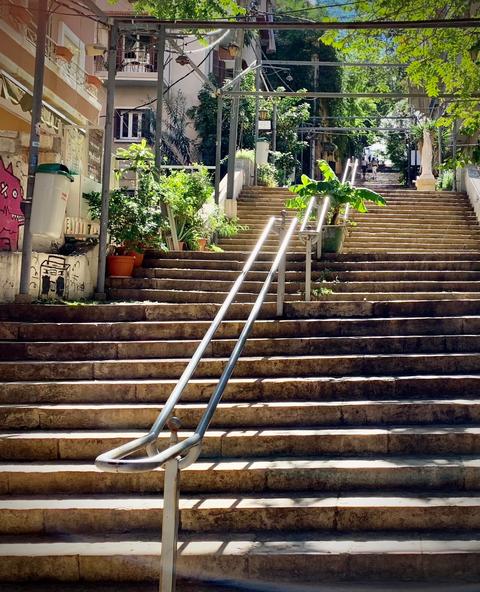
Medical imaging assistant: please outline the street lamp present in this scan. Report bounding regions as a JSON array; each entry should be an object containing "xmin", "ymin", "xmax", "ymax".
[
  {"xmin": 227, "ymin": 42, "xmax": 240, "ymax": 57},
  {"xmin": 175, "ymin": 54, "xmax": 189, "ymax": 66}
]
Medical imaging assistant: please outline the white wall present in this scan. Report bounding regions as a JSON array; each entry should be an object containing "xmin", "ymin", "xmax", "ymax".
[
  {"xmin": 464, "ymin": 166, "xmax": 480, "ymax": 222},
  {"xmin": 0, "ymin": 247, "xmax": 98, "ymax": 302}
]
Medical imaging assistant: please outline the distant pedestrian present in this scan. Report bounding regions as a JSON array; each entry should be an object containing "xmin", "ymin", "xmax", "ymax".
[
  {"xmin": 371, "ymin": 159, "xmax": 378, "ymax": 181},
  {"xmin": 361, "ymin": 156, "xmax": 367, "ymax": 180}
]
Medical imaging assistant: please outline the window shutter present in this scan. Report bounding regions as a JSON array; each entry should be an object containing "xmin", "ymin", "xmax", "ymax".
[{"xmin": 114, "ymin": 111, "xmax": 121, "ymax": 139}]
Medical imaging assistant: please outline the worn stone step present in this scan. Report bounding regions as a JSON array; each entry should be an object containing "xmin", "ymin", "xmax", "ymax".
[
  {"xmin": 4, "ymin": 374, "xmax": 480, "ymax": 405},
  {"xmin": 3, "ymin": 400, "xmax": 480, "ymax": 430},
  {"xmin": 2, "ymin": 581, "xmax": 479, "ymax": 592},
  {"xmin": 107, "ymin": 287, "xmax": 280, "ymax": 304},
  {"xmin": 321, "ymin": 281, "xmax": 480, "ymax": 293},
  {"xmin": 4, "ymin": 315, "xmax": 479, "ymax": 342},
  {"xmin": 6, "ymin": 334, "xmax": 480, "ymax": 361},
  {"xmin": 135, "ymin": 268, "xmax": 480, "ymax": 283},
  {"xmin": 2, "ymin": 426, "xmax": 480, "ymax": 460},
  {"xmin": 4, "ymin": 299, "xmax": 480, "ymax": 323},
  {"xmin": 6, "ymin": 351, "xmax": 480, "ymax": 381},
  {"xmin": 3, "ymin": 492, "xmax": 480, "ymax": 535},
  {"xmin": 1, "ymin": 531, "xmax": 480, "ymax": 583},
  {"xmin": 2, "ymin": 456, "xmax": 479, "ymax": 494}
]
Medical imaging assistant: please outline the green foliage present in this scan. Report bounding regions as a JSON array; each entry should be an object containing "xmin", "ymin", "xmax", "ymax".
[
  {"xmin": 189, "ymin": 73, "xmax": 311, "ymax": 166},
  {"xmin": 84, "ymin": 140, "xmax": 167, "ymax": 251},
  {"xmin": 236, "ymin": 149, "xmax": 255, "ymax": 163},
  {"xmin": 113, "ymin": 0, "xmax": 243, "ymax": 19},
  {"xmin": 437, "ymin": 170, "xmax": 454, "ymax": 191},
  {"xmin": 287, "ymin": 160, "xmax": 386, "ymax": 224},
  {"xmin": 271, "ymin": 151, "xmax": 300, "ymax": 186},
  {"xmin": 161, "ymin": 166, "xmax": 245, "ymax": 248},
  {"xmin": 321, "ymin": 0, "xmax": 480, "ymax": 133},
  {"xmin": 257, "ymin": 163, "xmax": 278, "ymax": 187}
]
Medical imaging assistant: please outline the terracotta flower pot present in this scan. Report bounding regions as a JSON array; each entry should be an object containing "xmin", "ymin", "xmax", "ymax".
[
  {"xmin": 106, "ymin": 255, "xmax": 135, "ymax": 277},
  {"xmin": 55, "ymin": 45, "xmax": 74, "ymax": 63},
  {"xmin": 177, "ymin": 241, "xmax": 185, "ymax": 251},
  {"xmin": 197, "ymin": 238, "xmax": 208, "ymax": 251},
  {"xmin": 126, "ymin": 250, "xmax": 145, "ymax": 268},
  {"xmin": 85, "ymin": 74, "xmax": 102, "ymax": 89}
]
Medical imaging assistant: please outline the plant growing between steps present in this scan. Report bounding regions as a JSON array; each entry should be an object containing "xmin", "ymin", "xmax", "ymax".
[{"xmin": 286, "ymin": 160, "xmax": 386, "ymax": 252}]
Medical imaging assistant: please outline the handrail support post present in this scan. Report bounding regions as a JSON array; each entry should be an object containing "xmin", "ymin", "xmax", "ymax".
[
  {"xmin": 160, "ymin": 419, "xmax": 181, "ymax": 592},
  {"xmin": 276, "ymin": 210, "xmax": 287, "ymax": 317},
  {"xmin": 316, "ymin": 199, "xmax": 322, "ymax": 260},
  {"xmin": 305, "ymin": 235, "xmax": 312, "ymax": 302}
]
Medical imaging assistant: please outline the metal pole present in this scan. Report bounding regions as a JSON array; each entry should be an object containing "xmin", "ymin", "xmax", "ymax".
[
  {"xmin": 316, "ymin": 201, "xmax": 322, "ymax": 260},
  {"xmin": 272, "ymin": 103, "xmax": 277, "ymax": 152},
  {"xmin": 16, "ymin": 0, "xmax": 48, "ymax": 302},
  {"xmin": 160, "ymin": 419, "xmax": 181, "ymax": 592},
  {"xmin": 305, "ymin": 235, "xmax": 312, "ymax": 302},
  {"xmin": 95, "ymin": 22, "xmax": 118, "ymax": 298},
  {"xmin": 214, "ymin": 95, "xmax": 223, "ymax": 205},
  {"xmin": 310, "ymin": 137, "xmax": 315, "ymax": 178},
  {"xmin": 226, "ymin": 27, "xmax": 245, "ymax": 199},
  {"xmin": 155, "ymin": 26, "xmax": 166, "ymax": 174},
  {"xmin": 452, "ymin": 119, "xmax": 458, "ymax": 191},
  {"xmin": 253, "ymin": 48, "xmax": 261, "ymax": 186},
  {"xmin": 406, "ymin": 136, "xmax": 411, "ymax": 187},
  {"xmin": 155, "ymin": 26, "xmax": 179, "ymax": 250},
  {"xmin": 276, "ymin": 211, "xmax": 287, "ymax": 316}
]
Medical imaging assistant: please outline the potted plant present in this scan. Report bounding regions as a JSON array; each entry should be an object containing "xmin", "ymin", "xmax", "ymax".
[
  {"xmin": 55, "ymin": 45, "xmax": 74, "ymax": 64},
  {"xmin": 83, "ymin": 141, "xmax": 168, "ymax": 277},
  {"xmin": 286, "ymin": 160, "xmax": 386, "ymax": 253}
]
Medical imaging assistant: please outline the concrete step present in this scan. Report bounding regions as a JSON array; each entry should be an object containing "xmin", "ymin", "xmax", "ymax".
[
  {"xmin": 5, "ymin": 351, "xmax": 480, "ymax": 381},
  {"xmin": 2, "ymin": 456, "xmax": 479, "ymax": 494},
  {"xmin": 135, "ymin": 268, "xmax": 480, "ymax": 282},
  {"xmin": 2, "ymin": 426, "xmax": 480, "ymax": 460},
  {"xmin": 1, "ymin": 531, "xmax": 480, "ymax": 583},
  {"xmin": 4, "ymin": 315, "xmax": 480, "ymax": 342},
  {"xmin": 2, "ymin": 492, "xmax": 480, "ymax": 535},
  {"xmin": 5, "ymin": 299, "xmax": 480, "ymax": 323},
  {"xmin": 5, "ymin": 334, "xmax": 480, "ymax": 361},
  {"xmin": 1, "ymin": 580, "xmax": 479, "ymax": 592},
  {"xmin": 4, "ymin": 374, "xmax": 480, "ymax": 405},
  {"xmin": 3, "ymin": 400, "xmax": 480, "ymax": 430}
]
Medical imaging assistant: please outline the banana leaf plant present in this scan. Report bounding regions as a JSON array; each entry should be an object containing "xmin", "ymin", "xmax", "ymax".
[{"xmin": 286, "ymin": 160, "xmax": 386, "ymax": 225}]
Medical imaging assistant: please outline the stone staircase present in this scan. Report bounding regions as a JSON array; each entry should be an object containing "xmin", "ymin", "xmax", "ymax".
[{"xmin": 2, "ymin": 185, "xmax": 480, "ymax": 588}]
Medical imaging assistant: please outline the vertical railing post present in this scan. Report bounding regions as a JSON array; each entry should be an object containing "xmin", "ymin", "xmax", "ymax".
[
  {"xmin": 305, "ymin": 234, "xmax": 312, "ymax": 302},
  {"xmin": 276, "ymin": 210, "xmax": 287, "ymax": 316},
  {"xmin": 160, "ymin": 418, "xmax": 181, "ymax": 592},
  {"xmin": 316, "ymin": 198, "xmax": 322, "ymax": 260}
]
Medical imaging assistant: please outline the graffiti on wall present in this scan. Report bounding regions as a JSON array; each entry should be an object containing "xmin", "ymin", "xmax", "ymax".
[
  {"xmin": 29, "ymin": 253, "xmax": 86, "ymax": 300},
  {"xmin": 0, "ymin": 157, "xmax": 24, "ymax": 251}
]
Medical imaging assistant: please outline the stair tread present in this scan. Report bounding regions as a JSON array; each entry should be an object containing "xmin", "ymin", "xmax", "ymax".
[
  {"xmin": 3, "ymin": 491, "xmax": 480, "ymax": 509},
  {"xmin": 2, "ymin": 531, "xmax": 480, "ymax": 555}
]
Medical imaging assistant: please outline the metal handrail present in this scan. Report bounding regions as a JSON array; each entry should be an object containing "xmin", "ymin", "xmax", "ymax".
[{"xmin": 95, "ymin": 214, "xmax": 298, "ymax": 592}]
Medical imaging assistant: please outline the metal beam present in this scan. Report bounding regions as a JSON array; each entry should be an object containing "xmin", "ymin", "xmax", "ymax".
[
  {"xmin": 262, "ymin": 60, "xmax": 407, "ymax": 68},
  {"xmin": 224, "ymin": 90, "xmax": 480, "ymax": 100},
  {"xmin": 113, "ymin": 17, "xmax": 480, "ymax": 31},
  {"xmin": 299, "ymin": 126, "xmax": 410, "ymax": 132},
  {"xmin": 77, "ymin": 0, "xmax": 110, "ymax": 24}
]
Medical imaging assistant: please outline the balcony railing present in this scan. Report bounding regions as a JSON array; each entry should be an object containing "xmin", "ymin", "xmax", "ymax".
[
  {"xmin": 95, "ymin": 48, "xmax": 158, "ymax": 74},
  {"xmin": 1, "ymin": 1, "xmax": 100, "ymax": 101}
]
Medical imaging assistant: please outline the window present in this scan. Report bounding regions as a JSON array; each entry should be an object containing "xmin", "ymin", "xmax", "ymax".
[{"xmin": 116, "ymin": 110, "xmax": 144, "ymax": 141}]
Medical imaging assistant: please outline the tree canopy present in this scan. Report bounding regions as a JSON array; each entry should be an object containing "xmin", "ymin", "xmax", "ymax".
[
  {"xmin": 321, "ymin": 0, "xmax": 480, "ymax": 134},
  {"xmin": 110, "ymin": 0, "xmax": 243, "ymax": 20}
]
